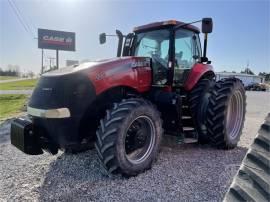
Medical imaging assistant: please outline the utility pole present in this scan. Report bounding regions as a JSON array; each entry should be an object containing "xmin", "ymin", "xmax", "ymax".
[
  {"xmin": 41, "ymin": 49, "xmax": 44, "ymax": 74},
  {"xmin": 246, "ymin": 60, "xmax": 250, "ymax": 74},
  {"xmin": 48, "ymin": 57, "xmax": 56, "ymax": 70},
  {"xmin": 56, "ymin": 50, "xmax": 59, "ymax": 69}
]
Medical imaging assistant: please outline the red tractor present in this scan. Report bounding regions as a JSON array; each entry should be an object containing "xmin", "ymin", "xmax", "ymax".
[{"xmin": 11, "ymin": 18, "xmax": 246, "ymax": 176}]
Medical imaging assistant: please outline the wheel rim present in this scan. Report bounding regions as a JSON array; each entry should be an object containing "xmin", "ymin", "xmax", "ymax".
[
  {"xmin": 124, "ymin": 116, "xmax": 156, "ymax": 164},
  {"xmin": 226, "ymin": 90, "xmax": 244, "ymax": 139}
]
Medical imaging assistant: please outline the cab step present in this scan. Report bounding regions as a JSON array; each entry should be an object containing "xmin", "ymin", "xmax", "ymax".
[
  {"xmin": 183, "ymin": 127, "xmax": 195, "ymax": 131},
  {"xmin": 183, "ymin": 138, "xmax": 198, "ymax": 144},
  {"xmin": 182, "ymin": 116, "xmax": 192, "ymax": 119},
  {"xmin": 162, "ymin": 135, "xmax": 198, "ymax": 146}
]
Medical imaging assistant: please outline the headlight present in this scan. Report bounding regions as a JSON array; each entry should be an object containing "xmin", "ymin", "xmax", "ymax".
[{"xmin": 27, "ymin": 107, "xmax": 70, "ymax": 118}]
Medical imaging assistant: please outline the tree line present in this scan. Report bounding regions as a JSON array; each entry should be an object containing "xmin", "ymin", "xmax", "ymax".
[
  {"xmin": 0, "ymin": 65, "xmax": 20, "ymax": 76},
  {"xmin": 258, "ymin": 72, "xmax": 270, "ymax": 82},
  {"xmin": 0, "ymin": 65, "xmax": 34, "ymax": 78},
  {"xmin": 240, "ymin": 68, "xmax": 270, "ymax": 82}
]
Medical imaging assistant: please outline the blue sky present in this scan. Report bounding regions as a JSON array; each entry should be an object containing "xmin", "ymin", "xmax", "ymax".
[{"xmin": 0, "ymin": 0, "xmax": 269, "ymax": 74}]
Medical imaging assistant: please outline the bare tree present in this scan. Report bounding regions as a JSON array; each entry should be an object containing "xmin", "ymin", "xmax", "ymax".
[
  {"xmin": 240, "ymin": 68, "xmax": 254, "ymax": 75},
  {"xmin": 6, "ymin": 64, "xmax": 21, "ymax": 76},
  {"xmin": 27, "ymin": 71, "xmax": 35, "ymax": 78}
]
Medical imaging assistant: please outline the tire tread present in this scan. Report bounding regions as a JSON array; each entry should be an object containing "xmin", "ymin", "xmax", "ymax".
[
  {"xmin": 206, "ymin": 78, "xmax": 246, "ymax": 149},
  {"xmin": 95, "ymin": 98, "xmax": 162, "ymax": 176},
  {"xmin": 224, "ymin": 113, "xmax": 270, "ymax": 201}
]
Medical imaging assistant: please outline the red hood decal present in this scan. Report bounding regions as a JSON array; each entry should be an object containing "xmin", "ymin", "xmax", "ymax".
[{"xmin": 76, "ymin": 57, "xmax": 134, "ymax": 72}]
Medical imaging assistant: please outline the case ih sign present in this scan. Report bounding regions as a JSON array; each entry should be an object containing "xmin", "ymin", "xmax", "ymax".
[{"xmin": 38, "ymin": 29, "xmax": 75, "ymax": 51}]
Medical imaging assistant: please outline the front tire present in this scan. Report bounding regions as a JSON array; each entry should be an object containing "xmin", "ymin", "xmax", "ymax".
[
  {"xmin": 95, "ymin": 98, "xmax": 163, "ymax": 176},
  {"xmin": 207, "ymin": 78, "xmax": 246, "ymax": 149}
]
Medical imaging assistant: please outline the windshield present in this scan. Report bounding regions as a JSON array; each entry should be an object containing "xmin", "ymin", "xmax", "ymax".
[{"xmin": 134, "ymin": 29, "xmax": 170, "ymax": 84}]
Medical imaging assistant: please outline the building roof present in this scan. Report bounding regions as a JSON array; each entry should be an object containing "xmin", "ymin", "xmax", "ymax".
[
  {"xmin": 133, "ymin": 20, "xmax": 200, "ymax": 33},
  {"xmin": 216, "ymin": 72, "xmax": 264, "ymax": 78}
]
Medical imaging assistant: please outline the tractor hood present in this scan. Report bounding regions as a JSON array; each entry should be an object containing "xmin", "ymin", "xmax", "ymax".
[
  {"xmin": 40, "ymin": 56, "xmax": 151, "ymax": 95},
  {"xmin": 29, "ymin": 56, "xmax": 151, "ymax": 114},
  {"xmin": 42, "ymin": 57, "xmax": 149, "ymax": 77}
]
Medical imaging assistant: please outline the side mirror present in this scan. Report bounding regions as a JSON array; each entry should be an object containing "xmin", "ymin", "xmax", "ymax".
[
  {"xmin": 99, "ymin": 33, "xmax": 106, "ymax": 44},
  {"xmin": 202, "ymin": 18, "xmax": 213, "ymax": 33}
]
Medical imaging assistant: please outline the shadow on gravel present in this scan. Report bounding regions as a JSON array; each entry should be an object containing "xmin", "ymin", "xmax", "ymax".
[{"xmin": 38, "ymin": 143, "xmax": 248, "ymax": 201}]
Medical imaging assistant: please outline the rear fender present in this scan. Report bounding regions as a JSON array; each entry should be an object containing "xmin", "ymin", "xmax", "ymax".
[{"xmin": 184, "ymin": 63, "xmax": 215, "ymax": 91}]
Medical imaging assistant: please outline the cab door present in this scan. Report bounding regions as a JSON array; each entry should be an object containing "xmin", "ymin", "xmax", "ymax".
[
  {"xmin": 133, "ymin": 29, "xmax": 171, "ymax": 86},
  {"xmin": 173, "ymin": 29, "xmax": 201, "ymax": 86}
]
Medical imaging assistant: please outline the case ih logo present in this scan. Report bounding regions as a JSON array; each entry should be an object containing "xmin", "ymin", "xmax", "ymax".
[
  {"xmin": 38, "ymin": 29, "xmax": 75, "ymax": 51},
  {"xmin": 131, "ymin": 58, "xmax": 151, "ymax": 68},
  {"xmin": 42, "ymin": 36, "xmax": 73, "ymax": 45}
]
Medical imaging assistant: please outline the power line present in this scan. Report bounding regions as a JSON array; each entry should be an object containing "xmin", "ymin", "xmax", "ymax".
[
  {"xmin": 7, "ymin": 0, "xmax": 33, "ymax": 37},
  {"xmin": 9, "ymin": 0, "xmax": 36, "ymax": 37},
  {"xmin": 11, "ymin": 0, "xmax": 37, "ymax": 34},
  {"xmin": 7, "ymin": 0, "xmax": 35, "ymax": 38}
]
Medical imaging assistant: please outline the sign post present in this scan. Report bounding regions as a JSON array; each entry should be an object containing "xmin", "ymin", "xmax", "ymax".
[
  {"xmin": 56, "ymin": 49, "xmax": 59, "ymax": 69},
  {"xmin": 38, "ymin": 29, "xmax": 75, "ymax": 72},
  {"xmin": 41, "ymin": 49, "xmax": 44, "ymax": 74}
]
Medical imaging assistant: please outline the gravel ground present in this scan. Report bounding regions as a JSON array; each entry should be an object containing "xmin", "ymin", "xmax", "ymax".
[{"xmin": 0, "ymin": 91, "xmax": 269, "ymax": 201}]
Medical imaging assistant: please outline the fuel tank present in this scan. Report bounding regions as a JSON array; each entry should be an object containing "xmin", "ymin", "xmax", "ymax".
[{"xmin": 27, "ymin": 57, "xmax": 152, "ymax": 150}]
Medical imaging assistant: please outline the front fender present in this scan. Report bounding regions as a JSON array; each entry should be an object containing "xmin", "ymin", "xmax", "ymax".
[{"xmin": 86, "ymin": 57, "xmax": 152, "ymax": 95}]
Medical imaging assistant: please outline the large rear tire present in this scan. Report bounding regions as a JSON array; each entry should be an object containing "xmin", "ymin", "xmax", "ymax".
[
  {"xmin": 207, "ymin": 78, "xmax": 246, "ymax": 149},
  {"xmin": 189, "ymin": 78, "xmax": 215, "ymax": 144},
  {"xmin": 95, "ymin": 98, "xmax": 163, "ymax": 176}
]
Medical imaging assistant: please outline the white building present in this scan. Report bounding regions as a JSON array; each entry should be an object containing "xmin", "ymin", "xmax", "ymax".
[
  {"xmin": 66, "ymin": 60, "xmax": 79, "ymax": 67},
  {"xmin": 215, "ymin": 72, "xmax": 265, "ymax": 87}
]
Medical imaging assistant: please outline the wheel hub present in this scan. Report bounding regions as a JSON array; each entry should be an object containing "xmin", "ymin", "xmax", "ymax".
[{"xmin": 124, "ymin": 116, "xmax": 156, "ymax": 164}]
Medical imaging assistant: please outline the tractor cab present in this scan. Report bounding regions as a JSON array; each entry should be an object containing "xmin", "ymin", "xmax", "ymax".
[{"xmin": 100, "ymin": 18, "xmax": 213, "ymax": 88}]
